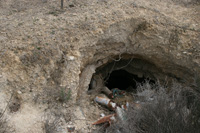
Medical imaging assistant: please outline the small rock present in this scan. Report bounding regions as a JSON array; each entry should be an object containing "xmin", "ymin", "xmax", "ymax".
[
  {"xmin": 63, "ymin": 103, "xmax": 66, "ymax": 107},
  {"xmin": 100, "ymin": 113, "xmax": 105, "ymax": 117},
  {"xmin": 68, "ymin": 56, "xmax": 75, "ymax": 61},
  {"xmin": 17, "ymin": 90, "xmax": 22, "ymax": 94},
  {"xmin": 69, "ymin": 4, "xmax": 75, "ymax": 8},
  {"xmin": 177, "ymin": 53, "xmax": 181, "ymax": 56},
  {"xmin": 68, "ymin": 121, "xmax": 73, "ymax": 125}
]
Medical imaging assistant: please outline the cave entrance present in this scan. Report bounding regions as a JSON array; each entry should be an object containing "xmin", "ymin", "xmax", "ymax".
[
  {"xmin": 88, "ymin": 55, "xmax": 159, "ymax": 95},
  {"xmin": 104, "ymin": 69, "xmax": 146, "ymax": 92}
]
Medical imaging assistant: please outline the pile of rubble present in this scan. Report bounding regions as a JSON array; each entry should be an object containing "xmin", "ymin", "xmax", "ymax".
[{"xmin": 91, "ymin": 87, "xmax": 140, "ymax": 127}]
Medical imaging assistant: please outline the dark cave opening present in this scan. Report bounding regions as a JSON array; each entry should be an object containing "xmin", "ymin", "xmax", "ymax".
[
  {"xmin": 88, "ymin": 56, "xmax": 158, "ymax": 93},
  {"xmin": 104, "ymin": 69, "xmax": 151, "ymax": 91}
]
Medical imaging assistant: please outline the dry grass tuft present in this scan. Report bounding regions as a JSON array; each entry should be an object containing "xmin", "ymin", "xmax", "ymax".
[{"xmin": 106, "ymin": 81, "xmax": 200, "ymax": 133}]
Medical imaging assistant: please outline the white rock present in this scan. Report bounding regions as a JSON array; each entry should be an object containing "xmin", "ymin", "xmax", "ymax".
[
  {"xmin": 100, "ymin": 113, "xmax": 105, "ymax": 117},
  {"xmin": 68, "ymin": 121, "xmax": 73, "ymax": 125},
  {"xmin": 17, "ymin": 90, "xmax": 22, "ymax": 94},
  {"xmin": 68, "ymin": 56, "xmax": 75, "ymax": 61}
]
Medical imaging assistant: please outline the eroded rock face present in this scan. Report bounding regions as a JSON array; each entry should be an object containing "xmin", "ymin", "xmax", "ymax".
[
  {"xmin": 0, "ymin": 0, "xmax": 199, "ymax": 102},
  {"xmin": 0, "ymin": 0, "xmax": 199, "ymax": 132},
  {"xmin": 79, "ymin": 18, "xmax": 199, "ymax": 95}
]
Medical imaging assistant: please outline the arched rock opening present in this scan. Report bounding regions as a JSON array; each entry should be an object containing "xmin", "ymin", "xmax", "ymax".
[
  {"xmin": 104, "ymin": 69, "xmax": 155, "ymax": 91},
  {"xmin": 105, "ymin": 69, "xmax": 143, "ymax": 91},
  {"xmin": 87, "ymin": 54, "xmax": 164, "ymax": 97},
  {"xmin": 74, "ymin": 16, "xmax": 199, "ymax": 131},
  {"xmin": 76, "ymin": 53, "xmax": 196, "ymax": 126}
]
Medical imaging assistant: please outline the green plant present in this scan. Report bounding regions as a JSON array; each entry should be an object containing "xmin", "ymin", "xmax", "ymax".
[
  {"xmin": 50, "ymin": 31, "xmax": 55, "ymax": 35},
  {"xmin": 59, "ymin": 88, "xmax": 71, "ymax": 103},
  {"xmin": 48, "ymin": 11, "xmax": 58, "ymax": 16}
]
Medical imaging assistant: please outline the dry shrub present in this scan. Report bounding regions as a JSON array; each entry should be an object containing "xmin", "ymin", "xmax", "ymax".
[
  {"xmin": 9, "ymin": 94, "xmax": 21, "ymax": 113},
  {"xmin": 0, "ymin": 112, "xmax": 14, "ymax": 133},
  {"xmin": 0, "ymin": 93, "xmax": 14, "ymax": 133},
  {"xmin": 170, "ymin": 0, "xmax": 200, "ymax": 6},
  {"xmin": 43, "ymin": 86, "xmax": 71, "ymax": 105},
  {"xmin": 106, "ymin": 81, "xmax": 200, "ymax": 133},
  {"xmin": 0, "ymin": 113, "xmax": 8, "ymax": 133},
  {"xmin": 43, "ymin": 113, "xmax": 61, "ymax": 133}
]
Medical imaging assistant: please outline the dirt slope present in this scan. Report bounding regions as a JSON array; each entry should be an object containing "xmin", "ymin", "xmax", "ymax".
[{"xmin": 0, "ymin": 0, "xmax": 199, "ymax": 132}]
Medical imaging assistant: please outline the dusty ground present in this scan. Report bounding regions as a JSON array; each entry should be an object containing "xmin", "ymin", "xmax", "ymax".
[{"xmin": 0, "ymin": 0, "xmax": 200, "ymax": 132}]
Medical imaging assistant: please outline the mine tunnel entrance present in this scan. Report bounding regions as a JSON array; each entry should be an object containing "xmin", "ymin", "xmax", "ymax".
[
  {"xmin": 88, "ymin": 55, "xmax": 158, "ymax": 94},
  {"xmin": 86, "ymin": 55, "xmax": 160, "ymax": 115},
  {"xmin": 105, "ymin": 69, "xmax": 146, "ymax": 91},
  {"xmin": 83, "ymin": 54, "xmax": 199, "ymax": 132}
]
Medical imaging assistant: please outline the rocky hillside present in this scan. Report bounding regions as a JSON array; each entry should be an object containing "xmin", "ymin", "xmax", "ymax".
[{"xmin": 0, "ymin": 0, "xmax": 199, "ymax": 132}]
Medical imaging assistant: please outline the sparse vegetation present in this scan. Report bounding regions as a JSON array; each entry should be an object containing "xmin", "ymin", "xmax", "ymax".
[
  {"xmin": 59, "ymin": 87, "xmax": 71, "ymax": 103},
  {"xmin": 42, "ymin": 86, "xmax": 72, "ymax": 106},
  {"xmin": 61, "ymin": 0, "xmax": 64, "ymax": 9},
  {"xmin": 9, "ymin": 93, "xmax": 21, "ymax": 113},
  {"xmin": 48, "ymin": 11, "xmax": 58, "ymax": 16},
  {"xmin": 0, "ymin": 109, "xmax": 8, "ymax": 133},
  {"xmin": 43, "ymin": 110, "xmax": 71, "ymax": 133},
  {"xmin": 106, "ymin": 81, "xmax": 200, "ymax": 133},
  {"xmin": 44, "ymin": 113, "xmax": 60, "ymax": 133},
  {"xmin": 0, "ymin": 0, "xmax": 199, "ymax": 132},
  {"xmin": 0, "ymin": 93, "xmax": 14, "ymax": 133}
]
